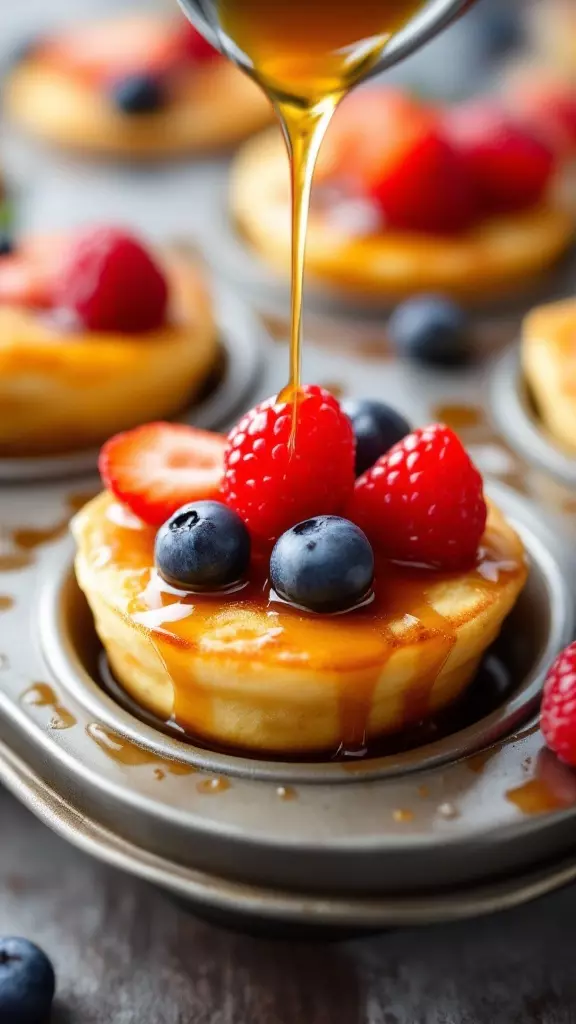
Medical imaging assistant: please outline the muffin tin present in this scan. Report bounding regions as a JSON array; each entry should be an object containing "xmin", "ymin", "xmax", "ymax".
[
  {"xmin": 1, "ymin": 322, "xmax": 576, "ymax": 929},
  {"xmin": 0, "ymin": 288, "xmax": 265, "ymax": 483},
  {"xmin": 490, "ymin": 345, "xmax": 576, "ymax": 490}
]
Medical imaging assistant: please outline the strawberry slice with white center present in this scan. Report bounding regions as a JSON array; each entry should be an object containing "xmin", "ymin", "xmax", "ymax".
[{"xmin": 99, "ymin": 422, "xmax": 227, "ymax": 527}]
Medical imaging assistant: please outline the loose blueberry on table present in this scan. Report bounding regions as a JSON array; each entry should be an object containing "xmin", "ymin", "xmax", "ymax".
[{"xmin": 0, "ymin": 937, "xmax": 55, "ymax": 1024}]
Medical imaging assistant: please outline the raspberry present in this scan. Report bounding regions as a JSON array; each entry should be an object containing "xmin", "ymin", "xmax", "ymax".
[
  {"xmin": 54, "ymin": 226, "xmax": 168, "ymax": 333},
  {"xmin": 347, "ymin": 424, "xmax": 487, "ymax": 570},
  {"xmin": 541, "ymin": 643, "xmax": 576, "ymax": 767},
  {"xmin": 222, "ymin": 386, "xmax": 355, "ymax": 546}
]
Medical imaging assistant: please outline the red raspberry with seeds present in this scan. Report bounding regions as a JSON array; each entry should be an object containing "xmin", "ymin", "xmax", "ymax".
[
  {"xmin": 541, "ymin": 643, "xmax": 576, "ymax": 767},
  {"xmin": 222, "ymin": 386, "xmax": 355, "ymax": 547},
  {"xmin": 347, "ymin": 423, "xmax": 487, "ymax": 570},
  {"xmin": 55, "ymin": 226, "xmax": 168, "ymax": 333}
]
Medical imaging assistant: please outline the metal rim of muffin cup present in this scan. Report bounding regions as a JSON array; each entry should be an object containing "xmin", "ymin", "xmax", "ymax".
[
  {"xmin": 0, "ymin": 476, "xmax": 575, "ymax": 921},
  {"xmin": 38, "ymin": 480, "xmax": 572, "ymax": 786},
  {"xmin": 0, "ymin": 291, "xmax": 265, "ymax": 484},
  {"xmin": 489, "ymin": 345, "xmax": 576, "ymax": 489}
]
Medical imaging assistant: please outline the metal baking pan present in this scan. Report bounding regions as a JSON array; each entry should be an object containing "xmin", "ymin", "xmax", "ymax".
[
  {"xmin": 0, "ymin": 288, "xmax": 265, "ymax": 484},
  {"xmin": 489, "ymin": 346, "xmax": 576, "ymax": 491},
  {"xmin": 0, "ymin": 474, "xmax": 575, "ymax": 930}
]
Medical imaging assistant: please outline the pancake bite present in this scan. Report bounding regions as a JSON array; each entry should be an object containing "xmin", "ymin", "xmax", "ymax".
[
  {"xmin": 0, "ymin": 227, "xmax": 218, "ymax": 456},
  {"xmin": 73, "ymin": 392, "xmax": 527, "ymax": 757},
  {"xmin": 230, "ymin": 88, "xmax": 575, "ymax": 304},
  {"xmin": 522, "ymin": 296, "xmax": 576, "ymax": 452},
  {"xmin": 4, "ymin": 14, "xmax": 272, "ymax": 159}
]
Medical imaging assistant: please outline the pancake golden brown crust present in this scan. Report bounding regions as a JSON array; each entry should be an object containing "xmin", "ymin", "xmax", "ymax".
[
  {"xmin": 0, "ymin": 254, "xmax": 218, "ymax": 456},
  {"xmin": 5, "ymin": 39, "xmax": 272, "ymax": 159},
  {"xmin": 230, "ymin": 129, "xmax": 575, "ymax": 304},
  {"xmin": 522, "ymin": 296, "xmax": 576, "ymax": 452},
  {"xmin": 73, "ymin": 492, "xmax": 527, "ymax": 755}
]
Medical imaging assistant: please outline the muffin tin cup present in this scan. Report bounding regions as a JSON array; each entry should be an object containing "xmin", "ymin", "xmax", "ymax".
[
  {"xmin": 0, "ymin": 288, "xmax": 265, "ymax": 484},
  {"xmin": 489, "ymin": 346, "xmax": 576, "ymax": 490},
  {"xmin": 0, "ymin": 475, "xmax": 575, "ymax": 929}
]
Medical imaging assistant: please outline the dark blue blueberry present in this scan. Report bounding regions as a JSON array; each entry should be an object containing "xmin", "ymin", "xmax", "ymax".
[
  {"xmin": 155, "ymin": 500, "xmax": 251, "ymax": 590},
  {"xmin": 388, "ymin": 295, "xmax": 471, "ymax": 368},
  {"xmin": 270, "ymin": 516, "xmax": 374, "ymax": 614},
  {"xmin": 0, "ymin": 937, "xmax": 55, "ymax": 1024},
  {"xmin": 109, "ymin": 74, "xmax": 166, "ymax": 115},
  {"xmin": 0, "ymin": 234, "xmax": 14, "ymax": 257},
  {"xmin": 342, "ymin": 398, "xmax": 411, "ymax": 476}
]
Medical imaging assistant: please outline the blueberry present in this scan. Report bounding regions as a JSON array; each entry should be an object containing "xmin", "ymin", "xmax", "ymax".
[
  {"xmin": 110, "ymin": 74, "xmax": 165, "ymax": 115},
  {"xmin": 0, "ymin": 937, "xmax": 55, "ymax": 1024},
  {"xmin": 155, "ymin": 501, "xmax": 251, "ymax": 590},
  {"xmin": 0, "ymin": 234, "xmax": 14, "ymax": 257},
  {"xmin": 270, "ymin": 516, "xmax": 374, "ymax": 614},
  {"xmin": 342, "ymin": 398, "xmax": 411, "ymax": 476},
  {"xmin": 388, "ymin": 295, "xmax": 471, "ymax": 368}
]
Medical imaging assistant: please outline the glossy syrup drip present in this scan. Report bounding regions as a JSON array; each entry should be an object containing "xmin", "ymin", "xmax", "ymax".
[
  {"xmin": 81, "ymin": 492, "xmax": 525, "ymax": 758},
  {"xmin": 197, "ymin": 776, "xmax": 231, "ymax": 795},
  {"xmin": 21, "ymin": 683, "xmax": 77, "ymax": 731},
  {"xmin": 86, "ymin": 723, "xmax": 195, "ymax": 771},
  {"xmin": 506, "ymin": 747, "xmax": 576, "ymax": 816},
  {"xmin": 204, "ymin": 0, "xmax": 427, "ymax": 436}
]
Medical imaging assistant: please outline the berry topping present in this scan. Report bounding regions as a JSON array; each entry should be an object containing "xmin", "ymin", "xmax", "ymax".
[
  {"xmin": 388, "ymin": 295, "xmax": 471, "ymax": 368},
  {"xmin": 0, "ymin": 937, "xmax": 55, "ymax": 1024},
  {"xmin": 42, "ymin": 17, "xmax": 182, "ymax": 84},
  {"xmin": 341, "ymin": 399, "xmax": 411, "ymax": 476},
  {"xmin": 320, "ymin": 90, "xmax": 477, "ymax": 234},
  {"xmin": 348, "ymin": 424, "xmax": 487, "ymax": 570},
  {"xmin": 176, "ymin": 20, "xmax": 219, "ymax": 64},
  {"xmin": 541, "ymin": 642, "xmax": 576, "ymax": 766},
  {"xmin": 54, "ymin": 227, "xmax": 168, "ymax": 333},
  {"xmin": 222, "ymin": 386, "xmax": 355, "ymax": 547},
  {"xmin": 505, "ymin": 72, "xmax": 576, "ymax": 158},
  {"xmin": 443, "ymin": 102, "xmax": 555, "ymax": 215},
  {"xmin": 270, "ymin": 516, "xmax": 374, "ymax": 613},
  {"xmin": 99, "ymin": 422, "xmax": 226, "ymax": 527},
  {"xmin": 155, "ymin": 500, "xmax": 250, "ymax": 591},
  {"xmin": 110, "ymin": 73, "xmax": 165, "ymax": 114}
]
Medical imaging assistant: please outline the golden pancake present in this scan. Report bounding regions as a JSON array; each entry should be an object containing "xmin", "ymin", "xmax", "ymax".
[
  {"xmin": 0, "ymin": 252, "xmax": 218, "ymax": 456},
  {"xmin": 522, "ymin": 296, "xmax": 576, "ymax": 452},
  {"xmin": 230, "ymin": 128, "xmax": 575, "ymax": 304},
  {"xmin": 73, "ymin": 491, "xmax": 527, "ymax": 756}
]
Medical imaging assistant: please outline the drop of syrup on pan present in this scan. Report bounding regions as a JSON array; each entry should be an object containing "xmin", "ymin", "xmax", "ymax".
[{"xmin": 21, "ymin": 683, "xmax": 77, "ymax": 731}]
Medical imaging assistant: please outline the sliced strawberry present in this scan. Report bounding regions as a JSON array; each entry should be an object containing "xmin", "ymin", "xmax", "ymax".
[
  {"xmin": 99, "ymin": 423, "xmax": 227, "ymax": 527},
  {"xmin": 443, "ymin": 101, "xmax": 555, "ymax": 215},
  {"xmin": 319, "ymin": 89, "xmax": 477, "ymax": 234}
]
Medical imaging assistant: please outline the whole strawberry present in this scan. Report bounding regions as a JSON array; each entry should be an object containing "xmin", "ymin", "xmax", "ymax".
[
  {"xmin": 347, "ymin": 423, "xmax": 487, "ymax": 570},
  {"xmin": 541, "ymin": 643, "xmax": 576, "ymax": 767},
  {"xmin": 222, "ymin": 386, "xmax": 356, "ymax": 547}
]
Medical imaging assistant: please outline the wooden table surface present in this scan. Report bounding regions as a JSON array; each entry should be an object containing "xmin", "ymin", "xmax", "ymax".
[{"xmin": 2, "ymin": 784, "xmax": 576, "ymax": 1024}]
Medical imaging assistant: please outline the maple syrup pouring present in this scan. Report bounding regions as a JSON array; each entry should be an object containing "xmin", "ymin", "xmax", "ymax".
[{"xmin": 206, "ymin": 0, "xmax": 426, "ymax": 439}]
